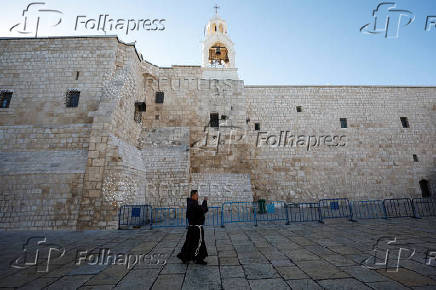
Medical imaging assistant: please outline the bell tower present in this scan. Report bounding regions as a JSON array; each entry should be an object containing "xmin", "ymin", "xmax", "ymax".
[{"xmin": 202, "ymin": 5, "xmax": 238, "ymax": 79}]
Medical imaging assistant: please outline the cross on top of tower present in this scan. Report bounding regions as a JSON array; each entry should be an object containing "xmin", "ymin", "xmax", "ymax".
[{"xmin": 214, "ymin": 4, "xmax": 220, "ymax": 15}]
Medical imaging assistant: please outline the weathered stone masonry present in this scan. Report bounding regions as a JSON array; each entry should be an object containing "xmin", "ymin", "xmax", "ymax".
[{"xmin": 0, "ymin": 36, "xmax": 434, "ymax": 230}]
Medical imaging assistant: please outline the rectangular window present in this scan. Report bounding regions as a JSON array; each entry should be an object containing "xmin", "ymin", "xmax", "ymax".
[
  {"xmin": 134, "ymin": 102, "xmax": 146, "ymax": 123},
  {"xmin": 210, "ymin": 113, "xmax": 219, "ymax": 128},
  {"xmin": 155, "ymin": 91, "xmax": 164, "ymax": 104},
  {"xmin": 0, "ymin": 91, "xmax": 12, "ymax": 108},
  {"xmin": 400, "ymin": 117, "xmax": 409, "ymax": 128},
  {"xmin": 413, "ymin": 154, "xmax": 418, "ymax": 162},
  {"xmin": 296, "ymin": 106, "xmax": 302, "ymax": 112},
  {"xmin": 255, "ymin": 123, "xmax": 260, "ymax": 131},
  {"xmin": 65, "ymin": 90, "xmax": 80, "ymax": 108},
  {"xmin": 75, "ymin": 71, "xmax": 80, "ymax": 80},
  {"xmin": 340, "ymin": 118, "xmax": 347, "ymax": 128}
]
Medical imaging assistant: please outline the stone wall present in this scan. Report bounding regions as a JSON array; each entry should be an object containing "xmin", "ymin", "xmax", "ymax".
[
  {"xmin": 0, "ymin": 37, "xmax": 152, "ymax": 230},
  {"xmin": 139, "ymin": 127, "xmax": 190, "ymax": 207},
  {"xmin": 191, "ymin": 173, "xmax": 253, "ymax": 206},
  {"xmin": 76, "ymin": 40, "xmax": 151, "ymax": 230},
  {"xmin": 0, "ymin": 37, "xmax": 115, "ymax": 125},
  {"xmin": 0, "ymin": 36, "xmax": 434, "ymax": 230},
  {"xmin": 245, "ymin": 86, "xmax": 436, "ymax": 202},
  {"xmin": 0, "ymin": 37, "xmax": 116, "ymax": 230}
]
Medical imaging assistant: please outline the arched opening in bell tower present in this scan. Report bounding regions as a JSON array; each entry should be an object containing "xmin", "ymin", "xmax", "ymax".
[{"xmin": 208, "ymin": 42, "xmax": 229, "ymax": 67}]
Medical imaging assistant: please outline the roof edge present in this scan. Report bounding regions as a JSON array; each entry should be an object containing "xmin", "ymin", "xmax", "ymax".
[{"xmin": 0, "ymin": 35, "xmax": 159, "ymax": 67}]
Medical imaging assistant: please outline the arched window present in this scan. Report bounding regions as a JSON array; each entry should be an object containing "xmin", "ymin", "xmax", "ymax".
[
  {"xmin": 419, "ymin": 179, "xmax": 431, "ymax": 198},
  {"xmin": 219, "ymin": 24, "xmax": 223, "ymax": 33},
  {"xmin": 208, "ymin": 42, "xmax": 229, "ymax": 67}
]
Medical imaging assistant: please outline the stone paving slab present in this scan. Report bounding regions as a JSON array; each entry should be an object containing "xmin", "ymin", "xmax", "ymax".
[
  {"xmin": 317, "ymin": 278, "xmax": 373, "ymax": 289},
  {"xmin": 222, "ymin": 277, "xmax": 250, "ymax": 290},
  {"xmin": 220, "ymin": 265, "xmax": 245, "ymax": 278},
  {"xmin": 286, "ymin": 278, "xmax": 323, "ymax": 289},
  {"xmin": 339, "ymin": 265, "xmax": 389, "ymax": 283},
  {"xmin": 276, "ymin": 265, "xmax": 309, "ymax": 280},
  {"xmin": 151, "ymin": 274, "xmax": 184, "ymax": 290},
  {"xmin": 115, "ymin": 268, "xmax": 160, "ymax": 289},
  {"xmin": 83, "ymin": 265, "xmax": 129, "ymax": 286},
  {"xmin": 46, "ymin": 275, "xmax": 92, "ymax": 290},
  {"xmin": 0, "ymin": 217, "xmax": 435, "ymax": 289},
  {"xmin": 248, "ymin": 278, "xmax": 289, "ymax": 290},
  {"xmin": 376, "ymin": 268, "xmax": 436, "ymax": 287}
]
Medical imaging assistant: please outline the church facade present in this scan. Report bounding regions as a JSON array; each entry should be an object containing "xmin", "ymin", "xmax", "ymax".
[{"xmin": 0, "ymin": 14, "xmax": 434, "ymax": 230}]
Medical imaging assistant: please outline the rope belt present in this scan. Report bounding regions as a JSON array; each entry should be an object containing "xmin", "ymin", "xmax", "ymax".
[{"xmin": 189, "ymin": 225, "xmax": 203, "ymax": 257}]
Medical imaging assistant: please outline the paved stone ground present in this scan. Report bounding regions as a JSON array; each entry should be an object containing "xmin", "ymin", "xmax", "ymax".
[{"xmin": 1, "ymin": 218, "xmax": 436, "ymax": 289}]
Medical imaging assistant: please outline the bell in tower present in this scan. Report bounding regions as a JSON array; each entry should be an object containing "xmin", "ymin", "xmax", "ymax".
[
  {"xmin": 208, "ymin": 43, "xmax": 229, "ymax": 67},
  {"xmin": 202, "ymin": 5, "xmax": 237, "ymax": 73}
]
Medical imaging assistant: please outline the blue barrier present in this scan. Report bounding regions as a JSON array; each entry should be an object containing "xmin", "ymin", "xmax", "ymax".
[
  {"xmin": 319, "ymin": 198, "xmax": 354, "ymax": 222},
  {"xmin": 286, "ymin": 202, "xmax": 321, "ymax": 223},
  {"xmin": 118, "ymin": 204, "xmax": 152, "ymax": 229},
  {"xmin": 204, "ymin": 206, "xmax": 222, "ymax": 226},
  {"xmin": 383, "ymin": 198, "xmax": 416, "ymax": 218},
  {"xmin": 221, "ymin": 201, "xmax": 257, "ymax": 227},
  {"xmin": 119, "ymin": 197, "xmax": 435, "ymax": 230},
  {"xmin": 350, "ymin": 200, "xmax": 387, "ymax": 219},
  {"xmin": 412, "ymin": 198, "xmax": 436, "ymax": 217},
  {"xmin": 152, "ymin": 207, "xmax": 187, "ymax": 228},
  {"xmin": 151, "ymin": 206, "xmax": 222, "ymax": 228},
  {"xmin": 267, "ymin": 203, "xmax": 275, "ymax": 213},
  {"xmin": 256, "ymin": 201, "xmax": 288, "ymax": 224}
]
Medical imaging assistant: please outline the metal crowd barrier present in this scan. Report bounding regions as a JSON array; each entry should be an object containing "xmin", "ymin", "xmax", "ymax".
[
  {"xmin": 151, "ymin": 206, "xmax": 222, "ymax": 228},
  {"xmin": 221, "ymin": 201, "xmax": 257, "ymax": 227},
  {"xmin": 412, "ymin": 198, "xmax": 436, "ymax": 217},
  {"xmin": 286, "ymin": 202, "xmax": 321, "ymax": 223},
  {"xmin": 256, "ymin": 201, "xmax": 289, "ymax": 224},
  {"xmin": 383, "ymin": 198, "xmax": 416, "ymax": 218},
  {"xmin": 319, "ymin": 198, "xmax": 354, "ymax": 223},
  {"xmin": 204, "ymin": 206, "xmax": 222, "ymax": 226},
  {"xmin": 118, "ymin": 204, "xmax": 152, "ymax": 230},
  {"xmin": 151, "ymin": 207, "xmax": 187, "ymax": 228},
  {"xmin": 350, "ymin": 200, "xmax": 387, "ymax": 219},
  {"xmin": 119, "ymin": 197, "xmax": 435, "ymax": 230}
]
